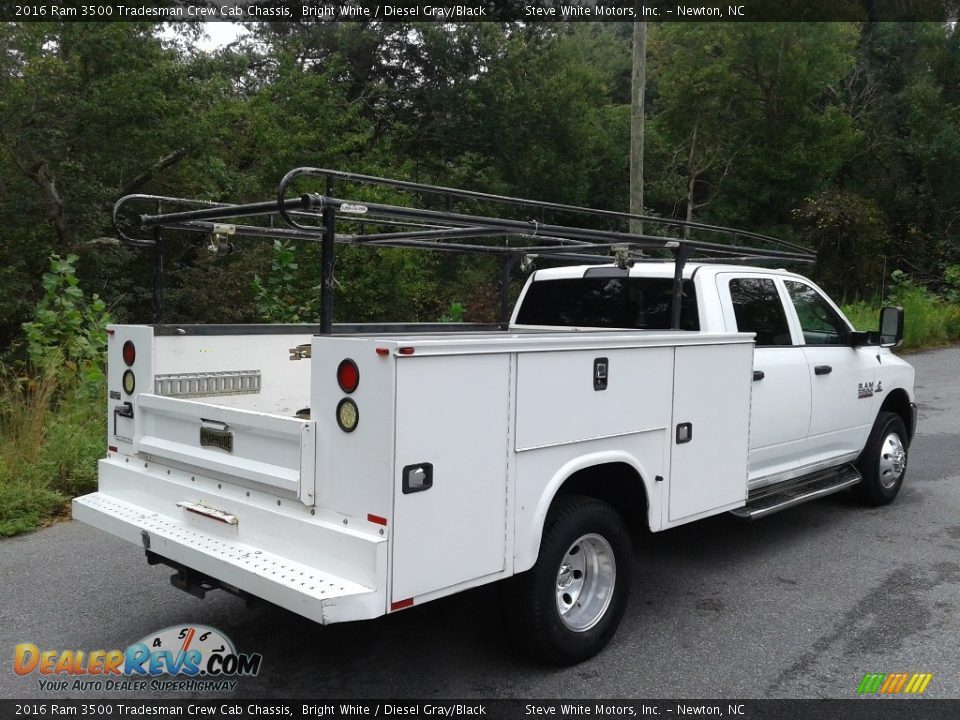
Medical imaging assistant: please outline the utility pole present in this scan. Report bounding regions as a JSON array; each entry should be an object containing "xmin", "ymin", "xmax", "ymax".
[{"xmin": 630, "ymin": 21, "xmax": 647, "ymax": 237}]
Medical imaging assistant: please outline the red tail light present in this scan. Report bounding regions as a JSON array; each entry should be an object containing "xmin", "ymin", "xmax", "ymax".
[
  {"xmin": 337, "ymin": 359, "xmax": 359, "ymax": 394},
  {"xmin": 122, "ymin": 341, "xmax": 136, "ymax": 366}
]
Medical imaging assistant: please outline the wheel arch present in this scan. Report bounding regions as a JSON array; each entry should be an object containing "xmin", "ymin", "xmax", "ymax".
[
  {"xmin": 879, "ymin": 387, "xmax": 914, "ymax": 443},
  {"xmin": 516, "ymin": 452, "xmax": 653, "ymax": 574}
]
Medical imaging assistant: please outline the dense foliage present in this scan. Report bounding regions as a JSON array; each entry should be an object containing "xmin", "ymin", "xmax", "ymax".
[
  {"xmin": 2, "ymin": 20, "xmax": 960, "ymax": 535},
  {"xmin": 1, "ymin": 21, "xmax": 958, "ymax": 338}
]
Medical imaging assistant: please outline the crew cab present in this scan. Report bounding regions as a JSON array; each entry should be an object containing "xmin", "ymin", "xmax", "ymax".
[{"xmin": 75, "ymin": 170, "xmax": 916, "ymax": 664}]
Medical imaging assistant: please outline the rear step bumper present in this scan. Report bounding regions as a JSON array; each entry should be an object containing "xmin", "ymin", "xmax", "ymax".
[
  {"xmin": 730, "ymin": 464, "xmax": 862, "ymax": 521},
  {"xmin": 74, "ymin": 492, "xmax": 382, "ymax": 624},
  {"xmin": 73, "ymin": 459, "xmax": 387, "ymax": 625}
]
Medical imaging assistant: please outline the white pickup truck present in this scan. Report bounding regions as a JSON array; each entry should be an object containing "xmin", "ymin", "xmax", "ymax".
[{"xmin": 77, "ymin": 171, "xmax": 916, "ymax": 665}]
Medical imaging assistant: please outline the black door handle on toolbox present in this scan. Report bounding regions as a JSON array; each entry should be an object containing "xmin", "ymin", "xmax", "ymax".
[
  {"xmin": 814, "ymin": 365, "xmax": 833, "ymax": 375},
  {"xmin": 113, "ymin": 401, "xmax": 133, "ymax": 436},
  {"xmin": 753, "ymin": 370, "xmax": 765, "ymax": 381}
]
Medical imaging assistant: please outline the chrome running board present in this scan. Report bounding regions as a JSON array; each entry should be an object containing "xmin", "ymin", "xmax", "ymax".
[{"xmin": 730, "ymin": 464, "xmax": 862, "ymax": 521}]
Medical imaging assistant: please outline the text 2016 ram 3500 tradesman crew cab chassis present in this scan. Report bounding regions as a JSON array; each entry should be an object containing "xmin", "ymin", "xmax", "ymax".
[{"xmin": 76, "ymin": 169, "xmax": 915, "ymax": 664}]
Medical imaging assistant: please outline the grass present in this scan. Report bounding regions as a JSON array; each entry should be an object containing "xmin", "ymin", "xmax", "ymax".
[
  {"xmin": 0, "ymin": 368, "xmax": 104, "ymax": 537},
  {"xmin": 843, "ymin": 286, "xmax": 960, "ymax": 351}
]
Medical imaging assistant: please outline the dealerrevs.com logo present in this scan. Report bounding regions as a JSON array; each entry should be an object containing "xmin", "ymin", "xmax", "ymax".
[
  {"xmin": 13, "ymin": 625, "xmax": 262, "ymax": 693},
  {"xmin": 857, "ymin": 672, "xmax": 933, "ymax": 695}
]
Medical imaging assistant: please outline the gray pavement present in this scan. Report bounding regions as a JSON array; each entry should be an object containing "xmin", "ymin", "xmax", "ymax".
[{"xmin": 1, "ymin": 346, "xmax": 958, "ymax": 699}]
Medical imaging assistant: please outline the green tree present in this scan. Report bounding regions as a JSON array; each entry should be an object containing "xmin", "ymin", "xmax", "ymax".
[
  {"xmin": 840, "ymin": 23, "xmax": 960, "ymax": 283},
  {"xmin": 646, "ymin": 23, "xmax": 860, "ymax": 234},
  {"xmin": 0, "ymin": 23, "xmax": 234, "ymax": 342},
  {"xmin": 793, "ymin": 190, "xmax": 891, "ymax": 299}
]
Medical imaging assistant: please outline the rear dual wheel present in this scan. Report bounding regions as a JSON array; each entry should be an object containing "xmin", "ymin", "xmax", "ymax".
[{"xmin": 507, "ymin": 495, "xmax": 631, "ymax": 665}]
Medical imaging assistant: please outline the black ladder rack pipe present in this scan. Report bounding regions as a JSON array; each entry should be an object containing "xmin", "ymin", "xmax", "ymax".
[
  {"xmin": 112, "ymin": 167, "xmax": 817, "ymax": 335},
  {"xmin": 275, "ymin": 166, "xmax": 812, "ymax": 257},
  {"xmin": 298, "ymin": 193, "xmax": 815, "ymax": 262},
  {"xmin": 137, "ymin": 197, "xmax": 306, "ymax": 226},
  {"xmin": 320, "ymin": 177, "xmax": 335, "ymax": 334},
  {"xmin": 125, "ymin": 190, "xmax": 815, "ymax": 262}
]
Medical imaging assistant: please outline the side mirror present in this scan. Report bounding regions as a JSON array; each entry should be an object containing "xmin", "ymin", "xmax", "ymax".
[
  {"xmin": 848, "ymin": 330, "xmax": 876, "ymax": 347},
  {"xmin": 879, "ymin": 306, "xmax": 904, "ymax": 348}
]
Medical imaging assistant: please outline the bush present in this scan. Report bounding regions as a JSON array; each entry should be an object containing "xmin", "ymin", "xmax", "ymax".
[
  {"xmin": 0, "ymin": 480, "xmax": 65, "ymax": 537},
  {"xmin": 21, "ymin": 254, "xmax": 111, "ymax": 391},
  {"xmin": 0, "ymin": 254, "xmax": 109, "ymax": 536},
  {"xmin": 251, "ymin": 241, "xmax": 320, "ymax": 323},
  {"xmin": 0, "ymin": 371, "xmax": 62, "ymax": 536},
  {"xmin": 843, "ymin": 271, "xmax": 960, "ymax": 351},
  {"xmin": 0, "ymin": 367, "xmax": 106, "ymax": 537}
]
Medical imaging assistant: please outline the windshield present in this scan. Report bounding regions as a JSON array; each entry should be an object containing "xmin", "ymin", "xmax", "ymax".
[{"xmin": 514, "ymin": 277, "xmax": 699, "ymax": 330}]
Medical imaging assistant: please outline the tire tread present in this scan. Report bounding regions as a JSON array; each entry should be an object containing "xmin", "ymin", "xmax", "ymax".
[{"xmin": 506, "ymin": 494, "xmax": 631, "ymax": 665}]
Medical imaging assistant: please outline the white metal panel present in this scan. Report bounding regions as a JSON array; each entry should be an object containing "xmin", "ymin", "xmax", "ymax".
[
  {"xmin": 95, "ymin": 457, "xmax": 385, "ymax": 588},
  {"xmin": 310, "ymin": 336, "xmax": 397, "ymax": 524},
  {"xmin": 107, "ymin": 325, "xmax": 154, "ymax": 452},
  {"xmin": 392, "ymin": 353, "xmax": 510, "ymax": 601},
  {"xmin": 73, "ymin": 490, "xmax": 384, "ymax": 625},
  {"xmin": 745, "ymin": 348, "xmax": 811, "ymax": 482},
  {"xmin": 513, "ymin": 432, "xmax": 668, "ymax": 573},
  {"xmin": 367, "ymin": 331, "xmax": 752, "ymax": 358},
  {"xmin": 134, "ymin": 394, "xmax": 312, "ymax": 501},
  {"xmin": 714, "ymin": 273, "xmax": 812, "ymax": 485},
  {"xmin": 801, "ymin": 345, "xmax": 877, "ymax": 462},
  {"xmin": 668, "ymin": 342, "xmax": 752, "ymax": 523},
  {"xmin": 515, "ymin": 347, "xmax": 674, "ymax": 451},
  {"xmin": 153, "ymin": 333, "xmax": 314, "ymax": 414}
]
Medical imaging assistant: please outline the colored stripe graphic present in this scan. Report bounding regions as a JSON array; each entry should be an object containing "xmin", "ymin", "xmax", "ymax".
[
  {"xmin": 857, "ymin": 673, "xmax": 885, "ymax": 693},
  {"xmin": 858, "ymin": 672, "xmax": 932, "ymax": 694},
  {"xmin": 904, "ymin": 673, "xmax": 933, "ymax": 694},
  {"xmin": 880, "ymin": 673, "xmax": 908, "ymax": 693}
]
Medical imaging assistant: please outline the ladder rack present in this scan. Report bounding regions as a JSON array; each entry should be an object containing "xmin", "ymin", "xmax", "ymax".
[{"xmin": 112, "ymin": 167, "xmax": 817, "ymax": 332}]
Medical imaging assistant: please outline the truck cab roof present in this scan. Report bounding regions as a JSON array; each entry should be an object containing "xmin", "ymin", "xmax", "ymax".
[{"xmin": 528, "ymin": 262, "xmax": 801, "ymax": 282}]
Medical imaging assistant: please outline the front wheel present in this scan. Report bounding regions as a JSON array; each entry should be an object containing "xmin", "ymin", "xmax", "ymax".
[
  {"xmin": 507, "ymin": 495, "xmax": 631, "ymax": 665},
  {"xmin": 854, "ymin": 411, "xmax": 909, "ymax": 506}
]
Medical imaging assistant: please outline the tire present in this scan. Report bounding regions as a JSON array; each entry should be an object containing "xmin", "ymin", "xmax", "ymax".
[
  {"xmin": 507, "ymin": 495, "xmax": 632, "ymax": 665},
  {"xmin": 854, "ymin": 411, "xmax": 909, "ymax": 506}
]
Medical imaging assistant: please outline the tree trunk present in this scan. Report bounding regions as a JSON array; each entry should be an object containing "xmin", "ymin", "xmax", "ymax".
[
  {"xmin": 684, "ymin": 118, "xmax": 700, "ymax": 239},
  {"xmin": 629, "ymin": 21, "xmax": 647, "ymax": 237}
]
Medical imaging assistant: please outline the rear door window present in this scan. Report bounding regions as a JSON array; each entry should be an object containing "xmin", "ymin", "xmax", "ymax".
[
  {"xmin": 727, "ymin": 278, "xmax": 792, "ymax": 346},
  {"xmin": 515, "ymin": 277, "xmax": 699, "ymax": 330}
]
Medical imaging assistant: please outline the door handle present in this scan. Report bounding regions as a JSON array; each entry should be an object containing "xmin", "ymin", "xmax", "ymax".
[
  {"xmin": 753, "ymin": 370, "xmax": 765, "ymax": 381},
  {"xmin": 402, "ymin": 463, "xmax": 434, "ymax": 494},
  {"xmin": 814, "ymin": 365, "xmax": 833, "ymax": 375},
  {"xmin": 113, "ymin": 401, "xmax": 133, "ymax": 436}
]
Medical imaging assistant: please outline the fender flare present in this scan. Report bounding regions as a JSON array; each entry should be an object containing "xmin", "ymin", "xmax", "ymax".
[{"xmin": 515, "ymin": 450, "xmax": 656, "ymax": 574}]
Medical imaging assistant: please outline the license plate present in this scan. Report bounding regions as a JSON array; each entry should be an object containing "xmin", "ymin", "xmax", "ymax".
[{"xmin": 200, "ymin": 426, "xmax": 233, "ymax": 453}]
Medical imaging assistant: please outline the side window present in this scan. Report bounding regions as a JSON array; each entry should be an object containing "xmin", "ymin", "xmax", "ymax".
[
  {"xmin": 785, "ymin": 280, "xmax": 848, "ymax": 346},
  {"xmin": 728, "ymin": 278, "xmax": 792, "ymax": 347}
]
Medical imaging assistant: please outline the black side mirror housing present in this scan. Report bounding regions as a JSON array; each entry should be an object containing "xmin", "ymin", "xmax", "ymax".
[
  {"xmin": 879, "ymin": 306, "xmax": 904, "ymax": 348},
  {"xmin": 849, "ymin": 330, "xmax": 876, "ymax": 347}
]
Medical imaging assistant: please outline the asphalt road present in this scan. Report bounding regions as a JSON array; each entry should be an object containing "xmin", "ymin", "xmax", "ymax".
[{"xmin": 2, "ymin": 346, "xmax": 959, "ymax": 700}]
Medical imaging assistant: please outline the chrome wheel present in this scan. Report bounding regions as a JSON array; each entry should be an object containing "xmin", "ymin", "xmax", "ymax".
[
  {"xmin": 878, "ymin": 432, "xmax": 907, "ymax": 489},
  {"xmin": 555, "ymin": 533, "xmax": 616, "ymax": 632}
]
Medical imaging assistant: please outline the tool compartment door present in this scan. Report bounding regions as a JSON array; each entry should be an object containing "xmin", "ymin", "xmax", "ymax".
[
  {"xmin": 391, "ymin": 353, "xmax": 510, "ymax": 602},
  {"xmin": 668, "ymin": 342, "xmax": 752, "ymax": 523}
]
